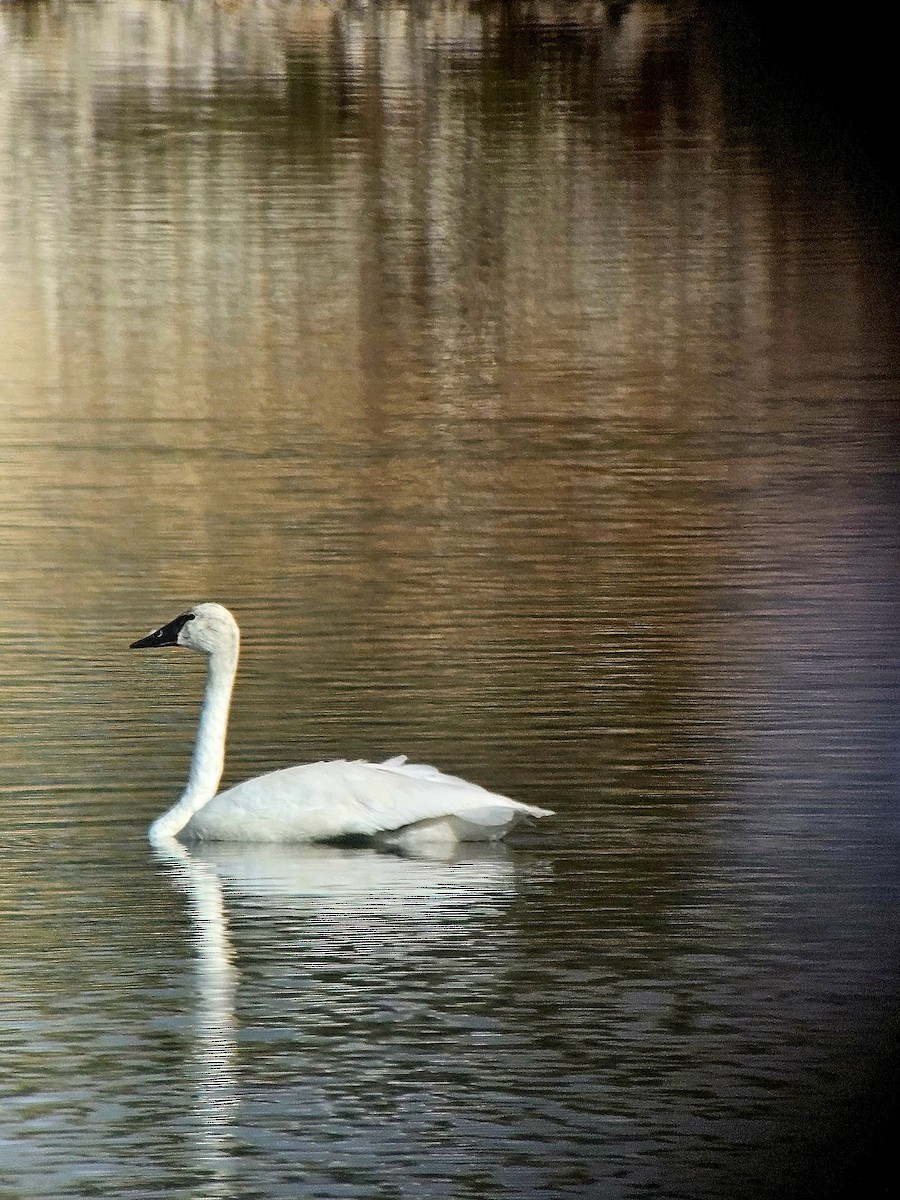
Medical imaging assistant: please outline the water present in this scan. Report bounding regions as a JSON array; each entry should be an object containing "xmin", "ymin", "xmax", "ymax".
[{"xmin": 1, "ymin": 2, "xmax": 898, "ymax": 1196}]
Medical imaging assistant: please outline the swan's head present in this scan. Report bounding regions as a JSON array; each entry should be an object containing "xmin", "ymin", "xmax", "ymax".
[{"xmin": 130, "ymin": 602, "xmax": 240, "ymax": 657}]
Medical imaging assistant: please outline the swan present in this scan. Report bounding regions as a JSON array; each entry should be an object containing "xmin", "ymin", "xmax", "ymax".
[{"xmin": 131, "ymin": 603, "xmax": 553, "ymax": 846}]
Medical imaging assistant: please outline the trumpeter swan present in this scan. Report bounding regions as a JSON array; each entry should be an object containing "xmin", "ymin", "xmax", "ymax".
[{"xmin": 131, "ymin": 603, "xmax": 553, "ymax": 846}]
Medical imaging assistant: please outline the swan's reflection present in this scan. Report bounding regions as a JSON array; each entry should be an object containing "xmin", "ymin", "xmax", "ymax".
[
  {"xmin": 152, "ymin": 837, "xmax": 521, "ymax": 1194},
  {"xmin": 153, "ymin": 838, "xmax": 240, "ymax": 1197}
]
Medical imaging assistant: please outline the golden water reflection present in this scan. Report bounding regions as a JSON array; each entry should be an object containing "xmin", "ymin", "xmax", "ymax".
[{"xmin": 1, "ymin": 3, "xmax": 897, "ymax": 819}]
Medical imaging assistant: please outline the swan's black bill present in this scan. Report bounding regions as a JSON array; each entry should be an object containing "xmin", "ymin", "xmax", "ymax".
[{"xmin": 130, "ymin": 612, "xmax": 194, "ymax": 649}]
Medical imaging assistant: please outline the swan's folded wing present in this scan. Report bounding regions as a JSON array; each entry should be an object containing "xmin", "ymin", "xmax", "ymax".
[
  {"xmin": 365, "ymin": 757, "xmax": 552, "ymax": 821},
  {"xmin": 185, "ymin": 757, "xmax": 551, "ymax": 843},
  {"xmin": 311, "ymin": 759, "xmax": 547, "ymax": 837}
]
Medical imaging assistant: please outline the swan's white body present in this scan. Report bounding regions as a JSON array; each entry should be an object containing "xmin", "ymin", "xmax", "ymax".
[{"xmin": 131, "ymin": 603, "xmax": 553, "ymax": 847}]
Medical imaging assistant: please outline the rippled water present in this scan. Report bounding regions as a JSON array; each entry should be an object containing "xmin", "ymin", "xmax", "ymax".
[{"xmin": 1, "ymin": 2, "xmax": 898, "ymax": 1197}]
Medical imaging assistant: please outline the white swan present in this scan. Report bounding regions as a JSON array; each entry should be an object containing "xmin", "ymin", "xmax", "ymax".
[{"xmin": 131, "ymin": 603, "xmax": 553, "ymax": 846}]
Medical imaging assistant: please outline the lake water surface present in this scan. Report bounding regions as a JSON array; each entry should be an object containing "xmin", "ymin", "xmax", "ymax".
[{"xmin": 1, "ymin": 2, "xmax": 899, "ymax": 1197}]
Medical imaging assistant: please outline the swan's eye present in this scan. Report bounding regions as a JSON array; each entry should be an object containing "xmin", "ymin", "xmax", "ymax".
[{"xmin": 171, "ymin": 611, "xmax": 196, "ymax": 636}]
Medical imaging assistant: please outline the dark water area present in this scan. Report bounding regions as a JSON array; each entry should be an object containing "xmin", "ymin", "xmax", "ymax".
[
  {"xmin": 1, "ymin": 2, "xmax": 898, "ymax": 1197},
  {"xmin": 716, "ymin": 0, "xmax": 900, "ymax": 206}
]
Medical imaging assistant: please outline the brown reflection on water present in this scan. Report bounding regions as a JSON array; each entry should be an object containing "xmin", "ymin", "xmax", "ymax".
[{"xmin": 1, "ymin": 2, "xmax": 898, "ymax": 802}]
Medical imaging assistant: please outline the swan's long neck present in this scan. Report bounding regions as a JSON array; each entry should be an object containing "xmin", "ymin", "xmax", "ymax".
[{"xmin": 149, "ymin": 642, "xmax": 239, "ymax": 841}]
